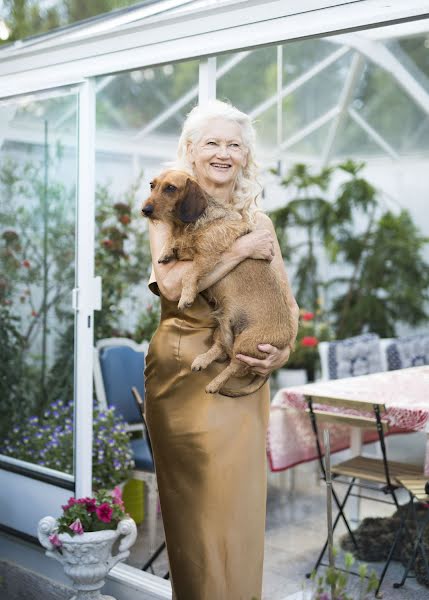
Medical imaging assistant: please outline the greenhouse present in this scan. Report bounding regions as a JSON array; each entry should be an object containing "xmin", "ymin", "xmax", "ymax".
[{"xmin": 1, "ymin": 1, "xmax": 429, "ymax": 599}]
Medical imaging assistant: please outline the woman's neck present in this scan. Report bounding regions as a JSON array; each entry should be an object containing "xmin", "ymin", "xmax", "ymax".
[{"xmin": 198, "ymin": 179, "xmax": 234, "ymax": 204}]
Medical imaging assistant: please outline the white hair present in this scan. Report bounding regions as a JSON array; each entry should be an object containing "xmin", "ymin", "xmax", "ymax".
[{"xmin": 175, "ymin": 99, "xmax": 261, "ymax": 216}]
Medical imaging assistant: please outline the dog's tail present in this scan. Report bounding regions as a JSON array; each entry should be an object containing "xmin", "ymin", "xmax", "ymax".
[{"xmin": 219, "ymin": 374, "xmax": 269, "ymax": 398}]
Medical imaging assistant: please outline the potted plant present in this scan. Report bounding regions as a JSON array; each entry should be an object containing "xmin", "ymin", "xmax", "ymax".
[
  {"xmin": 284, "ymin": 304, "xmax": 332, "ymax": 382},
  {"xmin": 38, "ymin": 488, "xmax": 137, "ymax": 600}
]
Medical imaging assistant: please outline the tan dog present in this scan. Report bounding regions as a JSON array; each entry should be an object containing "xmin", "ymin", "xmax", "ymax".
[{"xmin": 142, "ymin": 169, "xmax": 296, "ymax": 397}]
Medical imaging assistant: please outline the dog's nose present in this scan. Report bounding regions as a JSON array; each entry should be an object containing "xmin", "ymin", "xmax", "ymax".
[{"xmin": 142, "ymin": 204, "xmax": 154, "ymax": 216}]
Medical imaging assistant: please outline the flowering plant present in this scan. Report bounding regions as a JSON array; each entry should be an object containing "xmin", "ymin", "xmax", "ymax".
[
  {"xmin": 286, "ymin": 304, "xmax": 332, "ymax": 380},
  {"xmin": 48, "ymin": 488, "xmax": 127, "ymax": 548},
  {"xmin": 1, "ymin": 400, "xmax": 134, "ymax": 489}
]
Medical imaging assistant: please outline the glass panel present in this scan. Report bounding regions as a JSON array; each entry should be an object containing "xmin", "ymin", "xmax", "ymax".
[
  {"xmin": 0, "ymin": 89, "xmax": 77, "ymax": 476},
  {"xmin": 351, "ymin": 59, "xmax": 428, "ymax": 155},
  {"xmin": 94, "ymin": 58, "xmax": 199, "ymax": 564}
]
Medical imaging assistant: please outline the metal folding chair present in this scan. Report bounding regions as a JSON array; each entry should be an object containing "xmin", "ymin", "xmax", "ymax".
[
  {"xmin": 389, "ymin": 476, "xmax": 429, "ymax": 590},
  {"xmin": 306, "ymin": 395, "xmax": 422, "ymax": 597}
]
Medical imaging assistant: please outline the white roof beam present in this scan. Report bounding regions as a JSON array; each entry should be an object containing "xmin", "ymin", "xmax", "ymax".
[
  {"xmin": 249, "ymin": 46, "xmax": 349, "ymax": 119},
  {"xmin": 330, "ymin": 34, "xmax": 429, "ymax": 117},
  {"xmin": 54, "ymin": 75, "xmax": 115, "ymax": 128},
  {"xmin": 348, "ymin": 107, "xmax": 399, "ymax": 159},
  {"xmin": 321, "ymin": 52, "xmax": 365, "ymax": 166},
  {"xmin": 280, "ymin": 106, "xmax": 340, "ymax": 151},
  {"xmin": 133, "ymin": 50, "xmax": 250, "ymax": 139}
]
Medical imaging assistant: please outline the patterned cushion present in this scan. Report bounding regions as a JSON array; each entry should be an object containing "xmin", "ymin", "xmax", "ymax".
[
  {"xmin": 328, "ymin": 333, "xmax": 382, "ymax": 379},
  {"xmin": 386, "ymin": 334, "xmax": 429, "ymax": 371}
]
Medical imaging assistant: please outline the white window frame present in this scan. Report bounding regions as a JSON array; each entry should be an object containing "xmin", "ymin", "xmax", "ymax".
[{"xmin": 1, "ymin": 1, "xmax": 429, "ymax": 596}]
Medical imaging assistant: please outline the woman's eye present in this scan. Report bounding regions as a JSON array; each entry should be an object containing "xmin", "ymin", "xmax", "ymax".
[
  {"xmin": 206, "ymin": 141, "xmax": 217, "ymax": 146},
  {"xmin": 230, "ymin": 143, "xmax": 240, "ymax": 148}
]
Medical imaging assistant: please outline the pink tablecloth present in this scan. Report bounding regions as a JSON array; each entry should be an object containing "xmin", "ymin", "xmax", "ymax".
[{"xmin": 267, "ymin": 365, "xmax": 429, "ymax": 474}]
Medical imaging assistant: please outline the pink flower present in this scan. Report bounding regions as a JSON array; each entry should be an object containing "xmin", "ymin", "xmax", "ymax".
[
  {"xmin": 85, "ymin": 498, "xmax": 97, "ymax": 513},
  {"xmin": 61, "ymin": 497, "xmax": 77, "ymax": 511},
  {"xmin": 112, "ymin": 486, "xmax": 125, "ymax": 510},
  {"xmin": 301, "ymin": 336, "xmax": 318, "ymax": 347},
  {"xmin": 49, "ymin": 533, "xmax": 63, "ymax": 548},
  {"xmin": 96, "ymin": 503, "xmax": 113, "ymax": 523},
  {"xmin": 69, "ymin": 518, "xmax": 84, "ymax": 535},
  {"xmin": 22, "ymin": 259, "xmax": 30, "ymax": 268},
  {"xmin": 302, "ymin": 311, "xmax": 314, "ymax": 321}
]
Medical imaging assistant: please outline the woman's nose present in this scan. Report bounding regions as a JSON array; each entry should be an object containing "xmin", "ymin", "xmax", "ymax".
[{"xmin": 216, "ymin": 144, "xmax": 230, "ymax": 158}]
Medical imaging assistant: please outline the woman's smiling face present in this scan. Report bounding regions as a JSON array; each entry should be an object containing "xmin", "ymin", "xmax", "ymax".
[{"xmin": 189, "ymin": 118, "xmax": 248, "ymax": 192}]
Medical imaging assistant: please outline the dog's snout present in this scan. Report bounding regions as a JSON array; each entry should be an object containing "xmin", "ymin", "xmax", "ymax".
[{"xmin": 142, "ymin": 204, "xmax": 154, "ymax": 216}]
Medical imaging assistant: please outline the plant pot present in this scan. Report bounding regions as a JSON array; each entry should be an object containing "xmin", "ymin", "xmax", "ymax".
[
  {"xmin": 276, "ymin": 368, "xmax": 308, "ymax": 388},
  {"xmin": 38, "ymin": 516, "xmax": 137, "ymax": 600}
]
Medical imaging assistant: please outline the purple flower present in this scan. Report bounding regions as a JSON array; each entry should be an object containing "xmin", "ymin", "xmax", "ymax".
[
  {"xmin": 69, "ymin": 518, "xmax": 84, "ymax": 535},
  {"xmin": 49, "ymin": 533, "xmax": 62, "ymax": 548}
]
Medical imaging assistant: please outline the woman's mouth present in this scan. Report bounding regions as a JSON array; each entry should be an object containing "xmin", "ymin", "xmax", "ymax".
[{"xmin": 210, "ymin": 163, "xmax": 231, "ymax": 170}]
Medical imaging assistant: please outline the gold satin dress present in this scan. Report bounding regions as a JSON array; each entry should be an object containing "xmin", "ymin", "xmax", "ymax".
[{"xmin": 144, "ymin": 282, "xmax": 270, "ymax": 600}]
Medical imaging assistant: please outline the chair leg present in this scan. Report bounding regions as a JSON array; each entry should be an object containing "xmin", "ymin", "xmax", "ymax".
[
  {"xmin": 375, "ymin": 498, "xmax": 411, "ymax": 597},
  {"xmin": 394, "ymin": 501, "xmax": 429, "ymax": 589},
  {"xmin": 306, "ymin": 479, "xmax": 357, "ymax": 577},
  {"xmin": 147, "ymin": 478, "xmax": 159, "ymax": 555}
]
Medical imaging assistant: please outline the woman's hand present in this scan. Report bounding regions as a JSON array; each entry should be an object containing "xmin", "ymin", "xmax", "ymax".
[
  {"xmin": 235, "ymin": 229, "xmax": 275, "ymax": 261},
  {"xmin": 236, "ymin": 343, "xmax": 291, "ymax": 377}
]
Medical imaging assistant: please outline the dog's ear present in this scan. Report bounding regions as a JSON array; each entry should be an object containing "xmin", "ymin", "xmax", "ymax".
[{"xmin": 175, "ymin": 178, "xmax": 208, "ymax": 223}]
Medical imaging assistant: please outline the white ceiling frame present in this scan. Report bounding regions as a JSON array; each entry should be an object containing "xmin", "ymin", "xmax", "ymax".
[
  {"xmin": 321, "ymin": 52, "xmax": 366, "ymax": 165},
  {"xmin": 280, "ymin": 106, "xmax": 340, "ymax": 151},
  {"xmin": 348, "ymin": 106, "xmax": 400, "ymax": 159},
  {"xmin": 2, "ymin": 1, "xmax": 429, "ymax": 98},
  {"xmin": 249, "ymin": 46, "xmax": 349, "ymax": 119},
  {"xmin": 133, "ymin": 50, "xmax": 250, "ymax": 139},
  {"xmin": 331, "ymin": 34, "xmax": 429, "ymax": 116},
  {"xmin": 54, "ymin": 75, "xmax": 115, "ymax": 128}
]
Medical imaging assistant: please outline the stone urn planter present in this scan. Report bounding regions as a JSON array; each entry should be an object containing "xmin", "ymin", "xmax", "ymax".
[{"xmin": 38, "ymin": 516, "xmax": 137, "ymax": 600}]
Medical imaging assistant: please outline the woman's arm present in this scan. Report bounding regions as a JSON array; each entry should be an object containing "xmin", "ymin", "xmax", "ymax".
[
  {"xmin": 149, "ymin": 220, "xmax": 275, "ymax": 302},
  {"xmin": 236, "ymin": 212, "xmax": 299, "ymax": 376}
]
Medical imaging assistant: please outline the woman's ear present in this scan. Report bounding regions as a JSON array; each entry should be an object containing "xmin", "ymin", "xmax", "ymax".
[
  {"xmin": 186, "ymin": 142, "xmax": 195, "ymax": 165},
  {"xmin": 175, "ymin": 178, "xmax": 208, "ymax": 223}
]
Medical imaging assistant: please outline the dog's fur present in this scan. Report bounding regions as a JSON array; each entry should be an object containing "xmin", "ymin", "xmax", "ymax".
[{"xmin": 141, "ymin": 169, "xmax": 296, "ymax": 397}]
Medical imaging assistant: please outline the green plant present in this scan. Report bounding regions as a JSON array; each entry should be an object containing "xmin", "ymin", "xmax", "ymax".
[
  {"xmin": 269, "ymin": 160, "xmax": 429, "ymax": 340},
  {"xmin": 1, "ymin": 399, "xmax": 134, "ymax": 489},
  {"xmin": 286, "ymin": 304, "xmax": 332, "ymax": 380},
  {"xmin": 305, "ymin": 550, "xmax": 378, "ymax": 599},
  {"xmin": 94, "ymin": 175, "xmax": 153, "ymax": 341}
]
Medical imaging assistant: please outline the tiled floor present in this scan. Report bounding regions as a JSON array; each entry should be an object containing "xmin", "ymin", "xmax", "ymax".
[{"xmin": 125, "ymin": 438, "xmax": 429, "ymax": 599}]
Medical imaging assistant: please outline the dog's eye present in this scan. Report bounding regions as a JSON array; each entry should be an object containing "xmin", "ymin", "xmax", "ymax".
[
  {"xmin": 149, "ymin": 181, "xmax": 155, "ymax": 190},
  {"xmin": 165, "ymin": 184, "xmax": 177, "ymax": 193}
]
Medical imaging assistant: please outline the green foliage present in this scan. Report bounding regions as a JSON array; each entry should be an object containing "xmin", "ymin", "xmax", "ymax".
[
  {"xmin": 0, "ymin": 306, "xmax": 26, "ymax": 438},
  {"xmin": 0, "ymin": 0, "xmax": 138, "ymax": 43},
  {"xmin": 0, "ymin": 149, "xmax": 156, "ymax": 449},
  {"xmin": 270, "ymin": 160, "xmax": 429, "ymax": 340},
  {"xmin": 306, "ymin": 551, "xmax": 378, "ymax": 599},
  {"xmin": 1, "ymin": 399, "xmax": 134, "ymax": 489},
  {"xmin": 94, "ymin": 174, "xmax": 155, "ymax": 341}
]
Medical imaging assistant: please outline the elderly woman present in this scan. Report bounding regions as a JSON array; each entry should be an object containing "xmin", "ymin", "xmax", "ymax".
[{"xmin": 144, "ymin": 100, "xmax": 299, "ymax": 600}]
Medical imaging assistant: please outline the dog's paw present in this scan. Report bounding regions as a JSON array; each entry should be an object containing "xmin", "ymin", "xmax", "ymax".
[
  {"xmin": 191, "ymin": 356, "xmax": 207, "ymax": 372},
  {"xmin": 205, "ymin": 381, "xmax": 220, "ymax": 394},
  {"xmin": 178, "ymin": 298, "xmax": 194, "ymax": 311}
]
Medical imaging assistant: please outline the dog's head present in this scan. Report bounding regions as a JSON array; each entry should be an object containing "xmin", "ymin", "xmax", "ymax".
[{"xmin": 141, "ymin": 170, "xmax": 208, "ymax": 225}]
